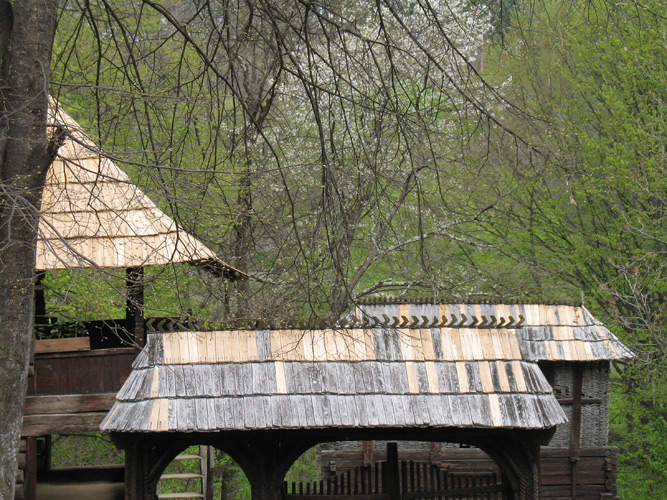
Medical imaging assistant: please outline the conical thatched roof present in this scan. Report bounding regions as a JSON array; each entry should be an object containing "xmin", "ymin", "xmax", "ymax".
[{"xmin": 37, "ymin": 100, "xmax": 244, "ymax": 278}]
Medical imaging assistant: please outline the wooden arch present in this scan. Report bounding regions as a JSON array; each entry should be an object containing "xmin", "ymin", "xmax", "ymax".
[{"xmin": 114, "ymin": 427, "xmax": 552, "ymax": 500}]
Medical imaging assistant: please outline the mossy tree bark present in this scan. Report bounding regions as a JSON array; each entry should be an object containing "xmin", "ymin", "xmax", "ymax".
[{"xmin": 0, "ymin": 1, "xmax": 60, "ymax": 497}]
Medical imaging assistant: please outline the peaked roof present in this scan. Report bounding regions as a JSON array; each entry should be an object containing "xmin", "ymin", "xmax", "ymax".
[
  {"xmin": 37, "ymin": 100, "xmax": 244, "ymax": 278},
  {"xmin": 100, "ymin": 325, "xmax": 567, "ymax": 433},
  {"xmin": 353, "ymin": 301, "xmax": 634, "ymax": 362}
]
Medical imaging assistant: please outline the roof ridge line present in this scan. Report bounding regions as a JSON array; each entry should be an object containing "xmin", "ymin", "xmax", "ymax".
[
  {"xmin": 356, "ymin": 296, "xmax": 583, "ymax": 307},
  {"xmin": 145, "ymin": 313, "xmax": 526, "ymax": 333}
]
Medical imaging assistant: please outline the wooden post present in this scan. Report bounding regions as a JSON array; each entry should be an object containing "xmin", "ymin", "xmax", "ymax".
[
  {"xmin": 203, "ymin": 445, "xmax": 215, "ymax": 500},
  {"xmin": 429, "ymin": 442, "xmax": 442, "ymax": 465},
  {"xmin": 570, "ymin": 364, "xmax": 584, "ymax": 499},
  {"xmin": 384, "ymin": 443, "xmax": 400, "ymax": 500},
  {"xmin": 220, "ymin": 435, "xmax": 315, "ymax": 500},
  {"xmin": 363, "ymin": 441, "xmax": 374, "ymax": 465},
  {"xmin": 34, "ymin": 272, "xmax": 46, "ymax": 325},
  {"xmin": 24, "ymin": 437, "xmax": 37, "ymax": 500},
  {"xmin": 126, "ymin": 267, "xmax": 145, "ymax": 347},
  {"xmin": 43, "ymin": 435, "xmax": 52, "ymax": 471}
]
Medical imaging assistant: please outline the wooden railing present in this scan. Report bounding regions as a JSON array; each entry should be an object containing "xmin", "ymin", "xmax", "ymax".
[{"xmin": 284, "ymin": 444, "xmax": 505, "ymax": 500}]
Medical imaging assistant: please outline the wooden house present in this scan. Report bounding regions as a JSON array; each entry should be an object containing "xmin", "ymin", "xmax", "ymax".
[
  {"xmin": 316, "ymin": 299, "xmax": 633, "ymax": 500},
  {"xmin": 16, "ymin": 101, "xmax": 244, "ymax": 500},
  {"xmin": 16, "ymin": 101, "xmax": 633, "ymax": 500},
  {"xmin": 101, "ymin": 317, "xmax": 568, "ymax": 500}
]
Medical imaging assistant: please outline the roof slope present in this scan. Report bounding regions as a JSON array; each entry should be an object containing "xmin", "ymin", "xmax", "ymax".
[
  {"xmin": 101, "ymin": 326, "xmax": 567, "ymax": 433},
  {"xmin": 354, "ymin": 301, "xmax": 633, "ymax": 362},
  {"xmin": 37, "ymin": 101, "xmax": 242, "ymax": 276}
]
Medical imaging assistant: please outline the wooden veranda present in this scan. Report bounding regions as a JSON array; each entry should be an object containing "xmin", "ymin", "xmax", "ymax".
[{"xmin": 16, "ymin": 99, "xmax": 245, "ymax": 500}]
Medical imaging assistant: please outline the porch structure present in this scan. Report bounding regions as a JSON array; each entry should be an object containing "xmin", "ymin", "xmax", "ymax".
[{"xmin": 102, "ymin": 320, "xmax": 568, "ymax": 500}]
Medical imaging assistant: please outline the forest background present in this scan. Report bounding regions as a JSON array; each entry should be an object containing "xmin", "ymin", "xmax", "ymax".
[{"xmin": 1, "ymin": 0, "xmax": 665, "ymax": 498}]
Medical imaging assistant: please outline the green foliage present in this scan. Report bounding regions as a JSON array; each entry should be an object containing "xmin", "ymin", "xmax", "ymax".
[
  {"xmin": 50, "ymin": 433, "xmax": 124, "ymax": 467},
  {"xmin": 42, "ymin": 269, "xmax": 126, "ymax": 326},
  {"xmin": 156, "ymin": 445, "xmax": 322, "ymax": 500},
  {"xmin": 490, "ymin": 0, "xmax": 667, "ymax": 359},
  {"xmin": 610, "ymin": 365, "xmax": 667, "ymax": 499},
  {"xmin": 43, "ymin": 2, "xmax": 667, "ymax": 493},
  {"xmin": 157, "ymin": 446, "xmax": 204, "ymax": 496},
  {"xmin": 213, "ymin": 450, "xmax": 252, "ymax": 500},
  {"xmin": 285, "ymin": 446, "xmax": 322, "ymax": 484},
  {"xmin": 482, "ymin": 0, "xmax": 667, "ymax": 494}
]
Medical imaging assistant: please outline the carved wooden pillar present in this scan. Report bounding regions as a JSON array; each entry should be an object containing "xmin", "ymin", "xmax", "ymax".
[
  {"xmin": 480, "ymin": 435, "xmax": 543, "ymax": 500},
  {"xmin": 384, "ymin": 443, "xmax": 400, "ymax": 500},
  {"xmin": 220, "ymin": 433, "xmax": 316, "ymax": 500},
  {"xmin": 119, "ymin": 437, "xmax": 186, "ymax": 500},
  {"xmin": 124, "ymin": 443, "xmax": 153, "ymax": 500}
]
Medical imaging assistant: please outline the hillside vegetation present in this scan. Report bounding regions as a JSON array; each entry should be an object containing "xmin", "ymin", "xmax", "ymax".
[{"xmin": 43, "ymin": 1, "xmax": 667, "ymax": 497}]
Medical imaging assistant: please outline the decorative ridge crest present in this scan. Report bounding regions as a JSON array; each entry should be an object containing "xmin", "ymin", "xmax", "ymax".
[
  {"xmin": 145, "ymin": 314, "xmax": 526, "ymax": 333},
  {"xmin": 356, "ymin": 295, "xmax": 583, "ymax": 307}
]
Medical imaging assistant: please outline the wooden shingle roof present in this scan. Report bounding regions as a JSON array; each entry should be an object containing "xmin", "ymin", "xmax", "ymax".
[
  {"xmin": 354, "ymin": 302, "xmax": 633, "ymax": 362},
  {"xmin": 101, "ymin": 326, "xmax": 567, "ymax": 433},
  {"xmin": 38, "ymin": 100, "xmax": 244, "ymax": 277}
]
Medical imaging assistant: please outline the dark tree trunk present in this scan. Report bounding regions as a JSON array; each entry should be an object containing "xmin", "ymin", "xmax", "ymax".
[{"xmin": 0, "ymin": 1, "xmax": 59, "ymax": 497}]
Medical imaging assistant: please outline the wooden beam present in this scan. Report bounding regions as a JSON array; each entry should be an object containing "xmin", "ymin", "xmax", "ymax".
[
  {"xmin": 22, "ymin": 412, "xmax": 107, "ymax": 437},
  {"xmin": 39, "ymin": 465, "xmax": 124, "ymax": 483},
  {"xmin": 24, "ymin": 393, "xmax": 116, "ymax": 415},
  {"xmin": 35, "ymin": 346, "xmax": 135, "ymax": 360},
  {"xmin": 34, "ymin": 272, "xmax": 46, "ymax": 320},
  {"xmin": 557, "ymin": 397, "xmax": 603, "ymax": 405},
  {"xmin": 362, "ymin": 441, "xmax": 373, "ymax": 465},
  {"xmin": 570, "ymin": 363, "xmax": 584, "ymax": 499},
  {"xmin": 384, "ymin": 443, "xmax": 399, "ymax": 500},
  {"xmin": 126, "ymin": 267, "xmax": 145, "ymax": 347},
  {"xmin": 429, "ymin": 442, "xmax": 442, "ymax": 464},
  {"xmin": 43, "ymin": 435, "xmax": 52, "ymax": 470},
  {"xmin": 204, "ymin": 446, "xmax": 215, "ymax": 500},
  {"xmin": 35, "ymin": 337, "xmax": 90, "ymax": 354},
  {"xmin": 25, "ymin": 437, "xmax": 37, "ymax": 500}
]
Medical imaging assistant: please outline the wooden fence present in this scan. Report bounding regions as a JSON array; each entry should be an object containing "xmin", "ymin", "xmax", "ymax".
[{"xmin": 284, "ymin": 444, "xmax": 505, "ymax": 500}]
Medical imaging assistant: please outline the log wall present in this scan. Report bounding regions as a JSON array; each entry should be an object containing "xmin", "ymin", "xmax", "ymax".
[
  {"xmin": 21, "ymin": 347, "xmax": 135, "ymax": 438},
  {"xmin": 29, "ymin": 347, "xmax": 135, "ymax": 396},
  {"xmin": 320, "ymin": 446, "xmax": 619, "ymax": 500}
]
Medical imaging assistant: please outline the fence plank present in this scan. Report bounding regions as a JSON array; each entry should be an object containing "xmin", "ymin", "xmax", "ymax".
[{"xmin": 286, "ymin": 462, "xmax": 504, "ymax": 500}]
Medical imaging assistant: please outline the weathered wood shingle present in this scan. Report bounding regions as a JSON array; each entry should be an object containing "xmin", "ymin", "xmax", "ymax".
[
  {"xmin": 103, "ymin": 302, "xmax": 632, "ymax": 434},
  {"xmin": 357, "ymin": 302, "xmax": 632, "ymax": 362},
  {"xmin": 102, "ymin": 324, "xmax": 568, "ymax": 433},
  {"xmin": 37, "ymin": 100, "xmax": 243, "ymax": 276}
]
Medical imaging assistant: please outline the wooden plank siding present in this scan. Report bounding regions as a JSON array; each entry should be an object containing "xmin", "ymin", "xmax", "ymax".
[
  {"xmin": 318, "ymin": 446, "xmax": 618, "ymax": 500},
  {"xmin": 31, "ymin": 348, "xmax": 135, "ymax": 396},
  {"xmin": 22, "ymin": 348, "xmax": 135, "ymax": 436}
]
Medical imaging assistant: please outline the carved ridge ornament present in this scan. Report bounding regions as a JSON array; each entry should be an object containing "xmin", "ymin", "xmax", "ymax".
[{"xmin": 145, "ymin": 314, "xmax": 526, "ymax": 333}]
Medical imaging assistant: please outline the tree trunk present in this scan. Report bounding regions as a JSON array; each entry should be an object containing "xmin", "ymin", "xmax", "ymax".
[{"xmin": 0, "ymin": 1, "xmax": 59, "ymax": 497}]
